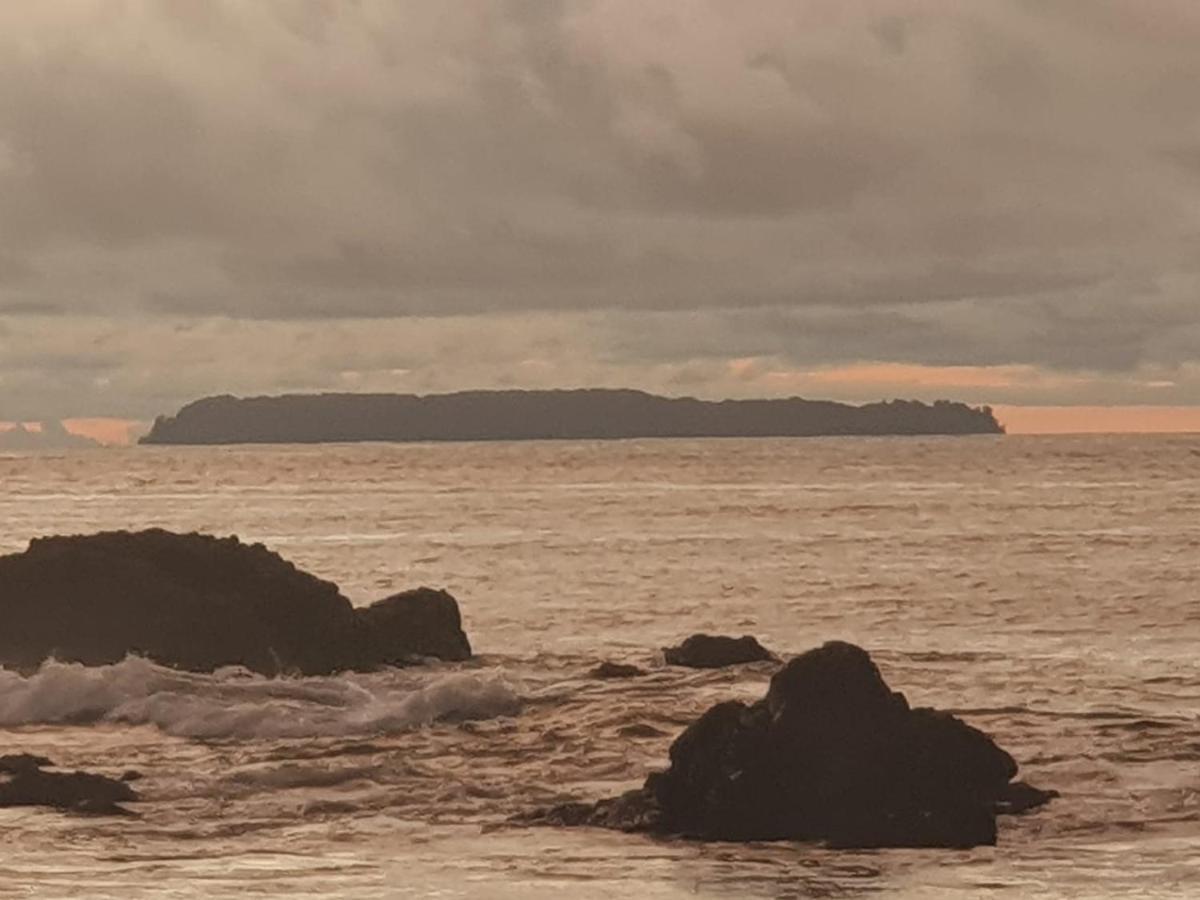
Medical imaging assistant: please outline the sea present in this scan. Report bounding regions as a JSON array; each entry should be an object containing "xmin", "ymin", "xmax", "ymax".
[{"xmin": 0, "ymin": 435, "xmax": 1197, "ymax": 899}]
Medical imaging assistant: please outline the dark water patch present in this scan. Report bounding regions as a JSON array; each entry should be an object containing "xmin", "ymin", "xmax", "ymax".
[
  {"xmin": 297, "ymin": 799, "xmax": 361, "ymax": 816},
  {"xmin": 948, "ymin": 707, "xmax": 1190, "ymax": 724},
  {"xmin": 617, "ymin": 723, "xmax": 669, "ymax": 739},
  {"xmin": 1092, "ymin": 718, "xmax": 1188, "ymax": 733},
  {"xmin": 892, "ymin": 650, "xmax": 1009, "ymax": 664},
  {"xmin": 224, "ymin": 763, "xmax": 382, "ymax": 792},
  {"xmin": 1143, "ymin": 674, "xmax": 1200, "ymax": 686},
  {"xmin": 261, "ymin": 741, "xmax": 389, "ymax": 761},
  {"xmin": 1099, "ymin": 749, "xmax": 1200, "ymax": 764}
]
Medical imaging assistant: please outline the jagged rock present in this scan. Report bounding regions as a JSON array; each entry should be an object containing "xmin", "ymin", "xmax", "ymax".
[
  {"xmin": 358, "ymin": 588, "xmax": 471, "ymax": 663},
  {"xmin": 0, "ymin": 755, "xmax": 138, "ymax": 816},
  {"xmin": 0, "ymin": 529, "xmax": 473, "ymax": 675},
  {"xmin": 526, "ymin": 641, "xmax": 1055, "ymax": 849},
  {"xmin": 663, "ymin": 634, "xmax": 774, "ymax": 668},
  {"xmin": 591, "ymin": 661, "xmax": 646, "ymax": 679}
]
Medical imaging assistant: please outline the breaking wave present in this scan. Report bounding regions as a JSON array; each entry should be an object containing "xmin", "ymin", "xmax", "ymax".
[{"xmin": 0, "ymin": 656, "xmax": 521, "ymax": 740}]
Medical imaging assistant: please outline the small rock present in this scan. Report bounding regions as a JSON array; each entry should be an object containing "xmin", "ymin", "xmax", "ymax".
[
  {"xmin": 0, "ymin": 755, "xmax": 138, "ymax": 816},
  {"xmin": 591, "ymin": 661, "xmax": 646, "ymax": 679},
  {"xmin": 663, "ymin": 634, "xmax": 774, "ymax": 668},
  {"xmin": 357, "ymin": 587, "xmax": 472, "ymax": 664}
]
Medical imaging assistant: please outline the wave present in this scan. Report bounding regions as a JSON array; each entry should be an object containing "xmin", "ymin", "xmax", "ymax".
[{"xmin": 0, "ymin": 656, "xmax": 520, "ymax": 740}]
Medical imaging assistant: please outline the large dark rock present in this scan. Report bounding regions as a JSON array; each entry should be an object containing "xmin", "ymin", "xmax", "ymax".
[
  {"xmin": 0, "ymin": 754, "xmax": 138, "ymax": 816},
  {"xmin": 0, "ymin": 529, "xmax": 473, "ymax": 675},
  {"xmin": 527, "ymin": 641, "xmax": 1056, "ymax": 849},
  {"xmin": 663, "ymin": 634, "xmax": 774, "ymax": 668}
]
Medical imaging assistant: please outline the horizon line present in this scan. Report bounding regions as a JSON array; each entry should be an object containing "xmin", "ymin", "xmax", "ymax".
[{"xmin": 8, "ymin": 403, "xmax": 1200, "ymax": 445}]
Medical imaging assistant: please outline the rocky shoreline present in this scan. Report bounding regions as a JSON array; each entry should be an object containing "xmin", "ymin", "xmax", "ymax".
[{"xmin": 1, "ymin": 529, "xmax": 1055, "ymax": 847}]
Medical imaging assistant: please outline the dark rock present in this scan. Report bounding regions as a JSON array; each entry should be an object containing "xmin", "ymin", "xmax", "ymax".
[
  {"xmin": 357, "ymin": 588, "xmax": 471, "ymax": 663},
  {"xmin": 0, "ymin": 755, "xmax": 138, "ymax": 816},
  {"xmin": 663, "ymin": 634, "xmax": 774, "ymax": 668},
  {"xmin": 0, "ymin": 753, "xmax": 54, "ymax": 774},
  {"xmin": 591, "ymin": 661, "xmax": 646, "ymax": 679},
  {"xmin": 0, "ymin": 529, "xmax": 473, "ymax": 675},
  {"xmin": 527, "ymin": 640, "xmax": 1054, "ymax": 849}
]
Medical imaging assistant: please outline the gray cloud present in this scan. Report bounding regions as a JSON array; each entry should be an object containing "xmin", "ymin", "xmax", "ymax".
[{"xmin": 2, "ymin": 1, "xmax": 1200, "ymax": 418}]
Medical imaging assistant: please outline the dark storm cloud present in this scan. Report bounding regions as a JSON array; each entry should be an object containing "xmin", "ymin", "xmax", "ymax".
[{"xmin": 3, "ymin": 1, "xmax": 1200, "ymax": 418}]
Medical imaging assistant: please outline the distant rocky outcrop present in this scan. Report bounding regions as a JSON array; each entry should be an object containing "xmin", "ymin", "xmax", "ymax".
[
  {"xmin": 140, "ymin": 390, "xmax": 1004, "ymax": 445},
  {"xmin": 0, "ymin": 529, "xmax": 472, "ymax": 676},
  {"xmin": 525, "ymin": 641, "xmax": 1056, "ymax": 849},
  {"xmin": 0, "ymin": 754, "xmax": 138, "ymax": 816},
  {"xmin": 663, "ymin": 634, "xmax": 775, "ymax": 668}
]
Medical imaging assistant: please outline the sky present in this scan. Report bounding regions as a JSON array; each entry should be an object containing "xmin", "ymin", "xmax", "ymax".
[{"xmin": 2, "ymin": 1, "xmax": 1200, "ymax": 439}]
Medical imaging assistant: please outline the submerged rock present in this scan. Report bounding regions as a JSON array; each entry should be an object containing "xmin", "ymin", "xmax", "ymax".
[
  {"xmin": 0, "ymin": 529, "xmax": 473, "ymax": 675},
  {"xmin": 527, "ymin": 641, "xmax": 1055, "ymax": 849},
  {"xmin": 591, "ymin": 661, "xmax": 647, "ymax": 679},
  {"xmin": 663, "ymin": 634, "xmax": 774, "ymax": 668},
  {"xmin": 0, "ymin": 754, "xmax": 138, "ymax": 816}
]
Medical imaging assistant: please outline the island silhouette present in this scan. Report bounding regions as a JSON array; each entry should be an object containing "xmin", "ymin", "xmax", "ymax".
[{"xmin": 140, "ymin": 390, "xmax": 1003, "ymax": 444}]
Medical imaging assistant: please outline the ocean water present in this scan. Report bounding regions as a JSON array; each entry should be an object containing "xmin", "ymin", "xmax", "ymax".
[{"xmin": 1, "ymin": 435, "xmax": 1198, "ymax": 899}]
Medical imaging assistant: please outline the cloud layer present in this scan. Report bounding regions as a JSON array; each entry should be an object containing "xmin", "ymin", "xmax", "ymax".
[{"xmin": 2, "ymin": 1, "xmax": 1199, "ymax": 418}]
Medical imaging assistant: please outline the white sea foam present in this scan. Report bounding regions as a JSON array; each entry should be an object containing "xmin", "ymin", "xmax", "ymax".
[{"xmin": 0, "ymin": 656, "xmax": 520, "ymax": 739}]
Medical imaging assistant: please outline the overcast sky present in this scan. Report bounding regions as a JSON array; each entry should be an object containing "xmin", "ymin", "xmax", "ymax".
[{"xmin": 2, "ymin": 0, "xmax": 1200, "ymax": 422}]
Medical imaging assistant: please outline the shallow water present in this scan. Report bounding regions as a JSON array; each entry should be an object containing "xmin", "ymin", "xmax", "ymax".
[{"xmin": 1, "ymin": 435, "xmax": 1198, "ymax": 898}]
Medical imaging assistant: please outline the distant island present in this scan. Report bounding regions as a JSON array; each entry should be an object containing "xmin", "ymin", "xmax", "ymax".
[{"xmin": 140, "ymin": 390, "xmax": 1003, "ymax": 445}]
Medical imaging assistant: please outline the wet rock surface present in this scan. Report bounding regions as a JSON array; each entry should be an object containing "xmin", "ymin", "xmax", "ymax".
[
  {"xmin": 663, "ymin": 634, "xmax": 774, "ymax": 668},
  {"xmin": 0, "ymin": 754, "xmax": 138, "ymax": 816},
  {"xmin": 0, "ymin": 529, "xmax": 472, "ymax": 675},
  {"xmin": 358, "ymin": 587, "xmax": 472, "ymax": 663},
  {"xmin": 527, "ymin": 641, "xmax": 1056, "ymax": 849}
]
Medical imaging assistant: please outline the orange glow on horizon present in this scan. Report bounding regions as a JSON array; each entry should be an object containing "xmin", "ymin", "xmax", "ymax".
[
  {"xmin": 61, "ymin": 418, "xmax": 144, "ymax": 445},
  {"xmin": 994, "ymin": 406, "xmax": 1200, "ymax": 434}
]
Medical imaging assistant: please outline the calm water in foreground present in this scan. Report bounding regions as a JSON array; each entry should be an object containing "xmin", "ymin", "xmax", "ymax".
[{"xmin": 1, "ymin": 435, "xmax": 1198, "ymax": 899}]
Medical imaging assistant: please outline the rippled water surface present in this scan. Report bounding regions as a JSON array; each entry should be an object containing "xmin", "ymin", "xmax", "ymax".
[{"xmin": 1, "ymin": 436, "xmax": 1198, "ymax": 898}]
